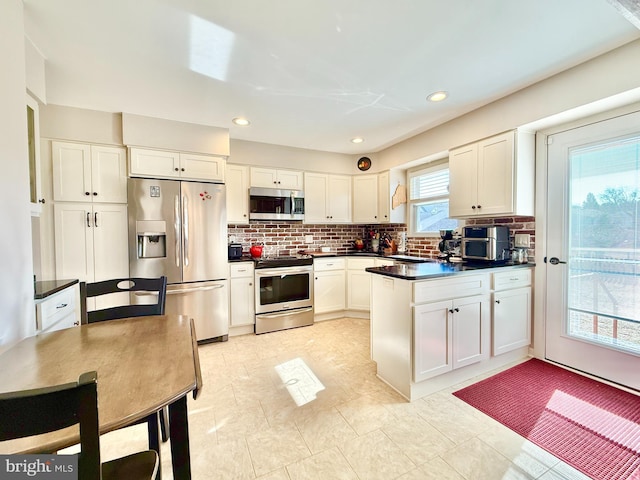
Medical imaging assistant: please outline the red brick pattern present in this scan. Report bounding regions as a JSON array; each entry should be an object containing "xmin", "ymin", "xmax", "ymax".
[{"xmin": 228, "ymin": 216, "xmax": 535, "ymax": 259}]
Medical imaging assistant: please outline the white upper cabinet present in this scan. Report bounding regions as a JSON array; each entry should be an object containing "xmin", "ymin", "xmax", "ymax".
[
  {"xmin": 449, "ymin": 130, "xmax": 534, "ymax": 218},
  {"xmin": 129, "ymin": 147, "xmax": 225, "ymax": 182},
  {"xmin": 377, "ymin": 171, "xmax": 390, "ymax": 223},
  {"xmin": 250, "ymin": 167, "xmax": 303, "ymax": 189},
  {"xmin": 226, "ymin": 164, "xmax": 250, "ymax": 223},
  {"xmin": 304, "ymin": 172, "xmax": 352, "ymax": 223},
  {"xmin": 352, "ymin": 174, "xmax": 379, "ymax": 223},
  {"xmin": 52, "ymin": 141, "xmax": 127, "ymax": 203}
]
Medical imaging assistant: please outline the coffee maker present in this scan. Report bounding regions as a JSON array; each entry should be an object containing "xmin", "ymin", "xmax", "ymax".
[{"xmin": 438, "ymin": 229, "xmax": 462, "ymax": 261}]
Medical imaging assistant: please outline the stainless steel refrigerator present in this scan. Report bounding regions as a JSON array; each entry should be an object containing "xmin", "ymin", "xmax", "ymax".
[{"xmin": 128, "ymin": 178, "xmax": 229, "ymax": 342}]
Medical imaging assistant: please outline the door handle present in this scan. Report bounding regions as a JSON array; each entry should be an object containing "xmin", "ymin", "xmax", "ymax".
[
  {"xmin": 167, "ymin": 284, "xmax": 224, "ymax": 294},
  {"xmin": 545, "ymin": 257, "xmax": 567, "ymax": 265},
  {"xmin": 174, "ymin": 195, "xmax": 181, "ymax": 267},
  {"xmin": 94, "ymin": 212, "xmax": 98, "ymax": 227},
  {"xmin": 183, "ymin": 195, "xmax": 189, "ymax": 267},
  {"xmin": 86, "ymin": 212, "xmax": 91, "ymax": 227}
]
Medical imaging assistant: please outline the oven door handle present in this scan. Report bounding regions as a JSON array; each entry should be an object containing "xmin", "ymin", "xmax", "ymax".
[
  {"xmin": 256, "ymin": 268, "xmax": 311, "ymax": 277},
  {"xmin": 257, "ymin": 307, "xmax": 313, "ymax": 319}
]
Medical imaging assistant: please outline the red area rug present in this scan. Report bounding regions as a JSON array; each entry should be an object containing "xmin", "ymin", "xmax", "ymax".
[{"xmin": 453, "ymin": 359, "xmax": 640, "ymax": 480}]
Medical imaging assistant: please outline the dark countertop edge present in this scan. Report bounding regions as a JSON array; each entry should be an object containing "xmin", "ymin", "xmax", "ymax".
[
  {"xmin": 34, "ymin": 279, "xmax": 79, "ymax": 300},
  {"xmin": 366, "ymin": 262, "xmax": 535, "ymax": 280},
  {"xmin": 308, "ymin": 252, "xmax": 430, "ymax": 263}
]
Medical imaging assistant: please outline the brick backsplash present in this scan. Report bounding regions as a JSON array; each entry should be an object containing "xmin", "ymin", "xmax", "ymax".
[
  {"xmin": 228, "ymin": 223, "xmax": 402, "ymax": 256},
  {"xmin": 228, "ymin": 216, "xmax": 535, "ymax": 259}
]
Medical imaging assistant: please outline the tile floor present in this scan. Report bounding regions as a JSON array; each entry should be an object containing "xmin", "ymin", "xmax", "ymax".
[{"xmin": 100, "ymin": 317, "xmax": 591, "ymax": 480}]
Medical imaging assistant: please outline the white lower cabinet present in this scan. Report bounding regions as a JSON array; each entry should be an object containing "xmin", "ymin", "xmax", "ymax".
[
  {"xmin": 492, "ymin": 269, "xmax": 532, "ymax": 355},
  {"xmin": 346, "ymin": 257, "xmax": 393, "ymax": 311},
  {"xmin": 36, "ymin": 284, "xmax": 80, "ymax": 334},
  {"xmin": 229, "ymin": 262, "xmax": 255, "ymax": 327},
  {"xmin": 314, "ymin": 258, "xmax": 346, "ymax": 314},
  {"xmin": 413, "ymin": 292, "xmax": 490, "ymax": 382}
]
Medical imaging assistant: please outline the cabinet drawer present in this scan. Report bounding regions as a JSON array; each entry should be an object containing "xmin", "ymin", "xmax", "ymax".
[
  {"xmin": 347, "ymin": 257, "xmax": 376, "ymax": 270},
  {"xmin": 413, "ymin": 273, "xmax": 490, "ymax": 304},
  {"xmin": 229, "ymin": 262, "xmax": 254, "ymax": 278},
  {"xmin": 314, "ymin": 258, "xmax": 346, "ymax": 271},
  {"xmin": 38, "ymin": 287, "xmax": 76, "ymax": 332},
  {"xmin": 493, "ymin": 268, "xmax": 532, "ymax": 291}
]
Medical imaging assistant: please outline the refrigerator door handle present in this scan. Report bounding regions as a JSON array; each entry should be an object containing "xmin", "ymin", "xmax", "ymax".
[
  {"xmin": 183, "ymin": 195, "xmax": 189, "ymax": 267},
  {"xmin": 167, "ymin": 284, "xmax": 224, "ymax": 294},
  {"xmin": 174, "ymin": 195, "xmax": 181, "ymax": 267}
]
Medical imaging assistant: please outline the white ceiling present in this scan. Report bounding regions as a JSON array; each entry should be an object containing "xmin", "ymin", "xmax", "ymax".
[{"xmin": 23, "ymin": 0, "xmax": 640, "ymax": 155}]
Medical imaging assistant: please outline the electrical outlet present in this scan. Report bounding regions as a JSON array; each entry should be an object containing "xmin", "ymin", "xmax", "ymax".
[
  {"xmin": 514, "ymin": 233, "xmax": 531, "ymax": 248},
  {"xmin": 304, "ymin": 235, "xmax": 313, "ymax": 243}
]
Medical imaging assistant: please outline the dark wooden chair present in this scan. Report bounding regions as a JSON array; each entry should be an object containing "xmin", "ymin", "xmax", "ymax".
[
  {"xmin": 0, "ymin": 371, "xmax": 158, "ymax": 480},
  {"xmin": 80, "ymin": 276, "xmax": 168, "ymax": 324},
  {"xmin": 79, "ymin": 276, "xmax": 170, "ymax": 466}
]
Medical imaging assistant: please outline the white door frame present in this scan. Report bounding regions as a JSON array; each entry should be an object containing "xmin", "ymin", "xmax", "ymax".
[{"xmin": 532, "ymin": 102, "xmax": 640, "ymax": 363}]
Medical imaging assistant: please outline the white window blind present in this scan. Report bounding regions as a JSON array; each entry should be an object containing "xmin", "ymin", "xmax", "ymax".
[
  {"xmin": 409, "ymin": 166, "xmax": 449, "ymax": 201},
  {"xmin": 408, "ymin": 162, "xmax": 459, "ymax": 235}
]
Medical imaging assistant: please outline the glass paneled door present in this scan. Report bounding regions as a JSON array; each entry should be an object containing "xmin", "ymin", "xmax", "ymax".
[{"xmin": 546, "ymin": 110, "xmax": 640, "ymax": 390}]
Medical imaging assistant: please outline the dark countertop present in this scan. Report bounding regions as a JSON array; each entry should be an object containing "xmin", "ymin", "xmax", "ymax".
[
  {"xmin": 34, "ymin": 279, "xmax": 79, "ymax": 300},
  {"xmin": 366, "ymin": 261, "xmax": 534, "ymax": 280}
]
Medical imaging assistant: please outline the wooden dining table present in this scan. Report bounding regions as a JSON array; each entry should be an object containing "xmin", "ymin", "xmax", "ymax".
[{"xmin": 0, "ymin": 314, "xmax": 202, "ymax": 480}]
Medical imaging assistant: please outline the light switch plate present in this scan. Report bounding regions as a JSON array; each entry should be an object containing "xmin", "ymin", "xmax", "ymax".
[
  {"xmin": 304, "ymin": 235, "xmax": 314, "ymax": 243},
  {"xmin": 514, "ymin": 233, "xmax": 531, "ymax": 248}
]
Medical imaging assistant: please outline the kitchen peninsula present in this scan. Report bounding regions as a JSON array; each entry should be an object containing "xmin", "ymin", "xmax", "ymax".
[{"xmin": 367, "ymin": 262, "xmax": 534, "ymax": 401}]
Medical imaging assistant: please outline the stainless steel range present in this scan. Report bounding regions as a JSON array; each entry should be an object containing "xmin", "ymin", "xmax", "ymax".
[{"xmin": 254, "ymin": 256, "xmax": 314, "ymax": 334}]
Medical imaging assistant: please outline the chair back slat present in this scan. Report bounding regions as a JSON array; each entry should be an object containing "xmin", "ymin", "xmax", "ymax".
[{"xmin": 80, "ymin": 277, "xmax": 167, "ymax": 324}]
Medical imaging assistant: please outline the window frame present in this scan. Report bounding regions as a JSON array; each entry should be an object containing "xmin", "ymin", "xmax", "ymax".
[{"xmin": 408, "ymin": 159, "xmax": 459, "ymax": 237}]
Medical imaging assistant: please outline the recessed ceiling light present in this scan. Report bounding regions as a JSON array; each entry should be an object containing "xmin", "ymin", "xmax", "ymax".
[
  {"xmin": 351, "ymin": 137, "xmax": 364, "ymax": 144},
  {"xmin": 427, "ymin": 91, "xmax": 448, "ymax": 102},
  {"xmin": 232, "ymin": 117, "xmax": 250, "ymax": 126}
]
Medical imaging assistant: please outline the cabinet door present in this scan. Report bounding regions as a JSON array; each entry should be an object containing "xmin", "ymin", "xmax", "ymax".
[
  {"xmin": 250, "ymin": 167, "xmax": 279, "ymax": 187},
  {"xmin": 304, "ymin": 172, "xmax": 329, "ymax": 223},
  {"xmin": 448, "ymin": 143, "xmax": 478, "ymax": 217},
  {"xmin": 54, "ymin": 203, "xmax": 94, "ymax": 282},
  {"xmin": 27, "ymin": 94, "xmax": 43, "ymax": 214},
  {"xmin": 314, "ymin": 270, "xmax": 346, "ymax": 313},
  {"xmin": 352, "ymin": 175, "xmax": 379, "ymax": 223},
  {"xmin": 413, "ymin": 300, "xmax": 453, "ymax": 381},
  {"xmin": 347, "ymin": 269, "xmax": 372, "ymax": 310},
  {"xmin": 477, "ymin": 131, "xmax": 514, "ymax": 216},
  {"xmin": 91, "ymin": 145, "xmax": 127, "ymax": 203},
  {"xmin": 230, "ymin": 276, "xmax": 255, "ymax": 326},
  {"xmin": 180, "ymin": 153, "xmax": 225, "ymax": 182},
  {"xmin": 452, "ymin": 294, "xmax": 490, "ymax": 369},
  {"xmin": 129, "ymin": 148, "xmax": 180, "ymax": 179},
  {"xmin": 328, "ymin": 175, "xmax": 352, "ymax": 223},
  {"xmin": 91, "ymin": 204, "xmax": 129, "ymax": 283},
  {"xmin": 377, "ymin": 171, "xmax": 390, "ymax": 223},
  {"xmin": 277, "ymin": 170, "xmax": 303, "ymax": 189},
  {"xmin": 226, "ymin": 164, "xmax": 250, "ymax": 223},
  {"xmin": 52, "ymin": 141, "xmax": 92, "ymax": 202},
  {"xmin": 493, "ymin": 287, "xmax": 531, "ymax": 355}
]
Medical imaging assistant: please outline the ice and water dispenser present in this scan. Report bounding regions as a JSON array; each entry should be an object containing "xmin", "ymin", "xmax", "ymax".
[{"xmin": 136, "ymin": 220, "xmax": 167, "ymax": 259}]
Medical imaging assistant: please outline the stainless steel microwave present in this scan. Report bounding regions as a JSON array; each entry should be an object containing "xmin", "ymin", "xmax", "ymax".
[
  {"xmin": 461, "ymin": 225, "xmax": 510, "ymax": 261},
  {"xmin": 249, "ymin": 187, "xmax": 305, "ymax": 221}
]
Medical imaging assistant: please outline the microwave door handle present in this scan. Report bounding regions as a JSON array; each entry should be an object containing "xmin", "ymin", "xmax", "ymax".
[
  {"xmin": 290, "ymin": 192, "xmax": 294, "ymax": 215},
  {"xmin": 174, "ymin": 195, "xmax": 181, "ymax": 267},
  {"xmin": 183, "ymin": 195, "xmax": 189, "ymax": 267}
]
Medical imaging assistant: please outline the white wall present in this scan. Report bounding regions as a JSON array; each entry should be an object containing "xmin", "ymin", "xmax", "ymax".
[
  {"xmin": 230, "ymin": 138, "xmax": 357, "ymax": 175},
  {"xmin": 0, "ymin": 0, "xmax": 36, "ymax": 350},
  {"xmin": 377, "ymin": 38, "xmax": 640, "ymax": 169}
]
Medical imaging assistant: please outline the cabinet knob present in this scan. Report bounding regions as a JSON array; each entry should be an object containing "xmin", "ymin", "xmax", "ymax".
[
  {"xmin": 74, "ymin": 321, "xmax": 79, "ymax": 326},
  {"xmin": 477, "ymin": 205, "xmax": 481, "ymax": 209},
  {"xmin": 93, "ymin": 192, "xmax": 98, "ymax": 196},
  {"xmin": 175, "ymin": 168, "xmax": 179, "ymax": 171},
  {"xmin": 315, "ymin": 277, "xmax": 318, "ymax": 280},
  {"xmin": 495, "ymin": 299, "xmax": 501, "ymax": 304},
  {"xmin": 471, "ymin": 205, "xmax": 476, "ymax": 209},
  {"xmin": 38, "ymin": 198, "xmax": 46, "ymax": 204},
  {"xmin": 243, "ymin": 214, "xmax": 247, "ymax": 217},
  {"xmin": 85, "ymin": 192, "xmax": 91, "ymax": 196},
  {"xmin": 249, "ymin": 283, "xmax": 252, "ymax": 286},
  {"xmin": 181, "ymin": 168, "xmax": 185, "ymax": 171},
  {"xmin": 449, "ymin": 308, "xmax": 454, "ymax": 314},
  {"xmin": 454, "ymin": 307, "xmax": 460, "ymax": 312}
]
